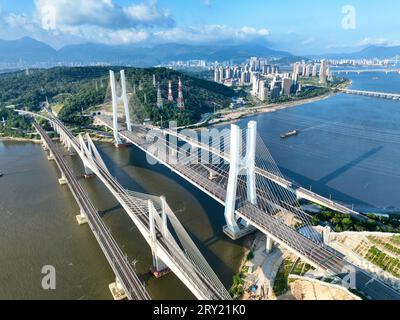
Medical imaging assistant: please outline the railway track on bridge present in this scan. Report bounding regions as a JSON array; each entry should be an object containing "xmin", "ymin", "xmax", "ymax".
[
  {"xmin": 42, "ymin": 112, "xmax": 231, "ymax": 300},
  {"xmin": 33, "ymin": 122, "xmax": 151, "ymax": 300}
]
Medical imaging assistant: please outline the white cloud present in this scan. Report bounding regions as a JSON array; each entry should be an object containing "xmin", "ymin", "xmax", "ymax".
[
  {"xmin": 357, "ymin": 37, "xmax": 400, "ymax": 47},
  {"xmin": 34, "ymin": 0, "xmax": 174, "ymax": 29},
  {"xmin": 154, "ymin": 25, "xmax": 270, "ymax": 44},
  {"xmin": 0, "ymin": 2, "xmax": 270, "ymax": 47}
]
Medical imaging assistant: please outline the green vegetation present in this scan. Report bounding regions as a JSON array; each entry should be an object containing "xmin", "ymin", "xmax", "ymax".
[
  {"xmin": 291, "ymin": 261, "xmax": 314, "ymax": 276},
  {"xmin": 0, "ymin": 66, "xmax": 235, "ymax": 135},
  {"xmin": 367, "ymin": 236, "xmax": 400, "ymax": 256},
  {"xmin": 310, "ymin": 206, "xmax": 400, "ymax": 233},
  {"xmin": 392, "ymin": 236, "xmax": 400, "ymax": 245},
  {"xmin": 0, "ymin": 67, "xmax": 110, "ymax": 111},
  {"xmin": 298, "ymin": 76, "xmax": 348, "ymax": 89},
  {"xmin": 124, "ymin": 67, "xmax": 234, "ymax": 126},
  {"xmin": 0, "ymin": 108, "xmax": 32, "ymax": 138},
  {"xmin": 273, "ymin": 259, "xmax": 294, "ymax": 296},
  {"xmin": 365, "ymin": 246, "xmax": 400, "ymax": 278},
  {"xmin": 229, "ymin": 250, "xmax": 253, "ymax": 300},
  {"xmin": 271, "ymin": 86, "xmax": 331, "ymax": 104},
  {"xmin": 273, "ymin": 258, "xmax": 314, "ymax": 296}
]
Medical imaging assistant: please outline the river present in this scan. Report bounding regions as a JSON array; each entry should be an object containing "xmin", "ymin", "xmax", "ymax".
[
  {"xmin": 227, "ymin": 71, "xmax": 400, "ymax": 214},
  {"xmin": 1, "ymin": 71, "xmax": 399, "ymax": 299},
  {"xmin": 0, "ymin": 141, "xmax": 245, "ymax": 299}
]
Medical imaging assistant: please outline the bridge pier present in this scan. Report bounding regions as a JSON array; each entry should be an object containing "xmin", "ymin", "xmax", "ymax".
[
  {"xmin": 323, "ymin": 226, "xmax": 331, "ymax": 245},
  {"xmin": 68, "ymin": 146, "xmax": 77, "ymax": 156},
  {"xmin": 58, "ymin": 174, "xmax": 68, "ymax": 185},
  {"xmin": 265, "ymin": 235, "xmax": 274, "ymax": 254},
  {"xmin": 48, "ymin": 152, "xmax": 55, "ymax": 161},
  {"xmin": 109, "ymin": 277, "xmax": 127, "ymax": 301},
  {"xmin": 83, "ymin": 170, "xmax": 95, "ymax": 179},
  {"xmin": 41, "ymin": 139, "xmax": 49, "ymax": 151},
  {"xmin": 76, "ymin": 209, "xmax": 88, "ymax": 225}
]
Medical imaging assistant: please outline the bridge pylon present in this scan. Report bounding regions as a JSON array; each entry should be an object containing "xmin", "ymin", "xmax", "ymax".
[
  {"xmin": 110, "ymin": 70, "xmax": 132, "ymax": 147},
  {"xmin": 223, "ymin": 121, "xmax": 257, "ymax": 240},
  {"xmin": 78, "ymin": 134, "xmax": 96, "ymax": 178},
  {"xmin": 148, "ymin": 200, "xmax": 170, "ymax": 278}
]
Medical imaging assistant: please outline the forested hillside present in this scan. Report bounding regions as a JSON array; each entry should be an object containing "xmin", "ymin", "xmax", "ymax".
[{"xmin": 0, "ymin": 66, "xmax": 235, "ymax": 127}]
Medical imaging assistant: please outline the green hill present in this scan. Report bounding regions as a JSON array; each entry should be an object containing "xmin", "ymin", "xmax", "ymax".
[{"xmin": 0, "ymin": 66, "xmax": 235, "ymax": 127}]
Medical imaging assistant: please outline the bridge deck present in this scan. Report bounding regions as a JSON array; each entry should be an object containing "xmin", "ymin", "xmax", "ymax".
[
  {"xmin": 33, "ymin": 122, "xmax": 151, "ymax": 300},
  {"xmin": 116, "ymin": 123, "xmax": 400, "ymax": 300},
  {"xmin": 46, "ymin": 114, "xmax": 230, "ymax": 300}
]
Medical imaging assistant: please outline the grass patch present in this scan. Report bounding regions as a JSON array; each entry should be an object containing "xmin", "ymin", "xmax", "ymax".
[
  {"xmin": 368, "ymin": 236, "xmax": 400, "ymax": 256},
  {"xmin": 51, "ymin": 103, "xmax": 64, "ymax": 115},
  {"xmin": 292, "ymin": 261, "xmax": 314, "ymax": 276},
  {"xmin": 273, "ymin": 259, "xmax": 294, "ymax": 296},
  {"xmin": 229, "ymin": 250, "xmax": 254, "ymax": 300},
  {"xmin": 365, "ymin": 246, "xmax": 400, "ymax": 278}
]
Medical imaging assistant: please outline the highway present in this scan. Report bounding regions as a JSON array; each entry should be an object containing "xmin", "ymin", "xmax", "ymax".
[{"xmin": 32, "ymin": 121, "xmax": 151, "ymax": 300}]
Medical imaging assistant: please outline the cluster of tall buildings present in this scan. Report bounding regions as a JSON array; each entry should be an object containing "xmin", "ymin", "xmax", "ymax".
[
  {"xmin": 211, "ymin": 57, "xmax": 336, "ymax": 103},
  {"xmin": 213, "ymin": 57, "xmax": 280, "ymax": 87},
  {"xmin": 251, "ymin": 73, "xmax": 299, "ymax": 102},
  {"xmin": 213, "ymin": 57, "xmax": 300, "ymax": 102},
  {"xmin": 292, "ymin": 60, "xmax": 332, "ymax": 84}
]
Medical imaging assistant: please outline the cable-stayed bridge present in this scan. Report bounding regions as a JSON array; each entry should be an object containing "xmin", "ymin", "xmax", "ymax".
[
  {"xmin": 32, "ymin": 121, "xmax": 150, "ymax": 300},
  {"xmin": 16, "ymin": 69, "xmax": 400, "ymax": 300},
  {"xmin": 89, "ymin": 70, "xmax": 400, "ymax": 300},
  {"xmin": 19, "ymin": 110, "xmax": 232, "ymax": 301}
]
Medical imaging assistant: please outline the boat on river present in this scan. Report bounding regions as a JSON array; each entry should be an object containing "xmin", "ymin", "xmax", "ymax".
[{"xmin": 280, "ymin": 130, "xmax": 299, "ymax": 139}]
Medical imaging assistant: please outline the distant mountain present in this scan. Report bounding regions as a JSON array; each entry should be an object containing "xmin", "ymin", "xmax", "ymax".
[
  {"xmin": 0, "ymin": 37, "xmax": 56, "ymax": 64},
  {"xmin": 0, "ymin": 37, "xmax": 294, "ymax": 68},
  {"xmin": 148, "ymin": 43, "xmax": 293, "ymax": 62},
  {"xmin": 353, "ymin": 45, "xmax": 400, "ymax": 59},
  {"xmin": 311, "ymin": 45, "xmax": 400, "ymax": 60}
]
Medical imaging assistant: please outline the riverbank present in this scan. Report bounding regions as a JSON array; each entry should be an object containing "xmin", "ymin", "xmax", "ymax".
[
  {"xmin": 0, "ymin": 137, "xmax": 41, "ymax": 143},
  {"xmin": 185, "ymin": 80, "xmax": 353, "ymax": 130}
]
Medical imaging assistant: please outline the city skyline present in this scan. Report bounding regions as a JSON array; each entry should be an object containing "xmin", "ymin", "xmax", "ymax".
[{"xmin": 0, "ymin": 0, "xmax": 399, "ymax": 54}]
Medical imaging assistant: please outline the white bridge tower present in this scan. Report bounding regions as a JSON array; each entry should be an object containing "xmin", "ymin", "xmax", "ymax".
[
  {"xmin": 110, "ymin": 70, "xmax": 132, "ymax": 146},
  {"xmin": 223, "ymin": 121, "xmax": 257, "ymax": 240}
]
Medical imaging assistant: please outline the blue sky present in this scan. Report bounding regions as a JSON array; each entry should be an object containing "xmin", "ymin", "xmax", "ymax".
[{"xmin": 0, "ymin": 0, "xmax": 399, "ymax": 54}]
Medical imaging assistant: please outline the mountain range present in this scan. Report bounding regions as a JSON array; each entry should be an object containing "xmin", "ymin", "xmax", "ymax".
[
  {"xmin": 309, "ymin": 45, "xmax": 400, "ymax": 60},
  {"xmin": 1, "ymin": 37, "xmax": 399, "ymax": 69},
  {"xmin": 0, "ymin": 37, "xmax": 294, "ymax": 68}
]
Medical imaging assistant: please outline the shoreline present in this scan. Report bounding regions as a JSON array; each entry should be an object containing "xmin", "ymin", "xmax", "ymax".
[
  {"xmin": 189, "ymin": 80, "xmax": 353, "ymax": 130},
  {"xmin": 0, "ymin": 137, "xmax": 41, "ymax": 143},
  {"xmin": 202, "ymin": 92, "xmax": 336, "ymax": 129}
]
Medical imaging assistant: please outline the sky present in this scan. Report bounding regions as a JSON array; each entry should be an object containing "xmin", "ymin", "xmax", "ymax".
[{"xmin": 0, "ymin": 0, "xmax": 399, "ymax": 54}]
